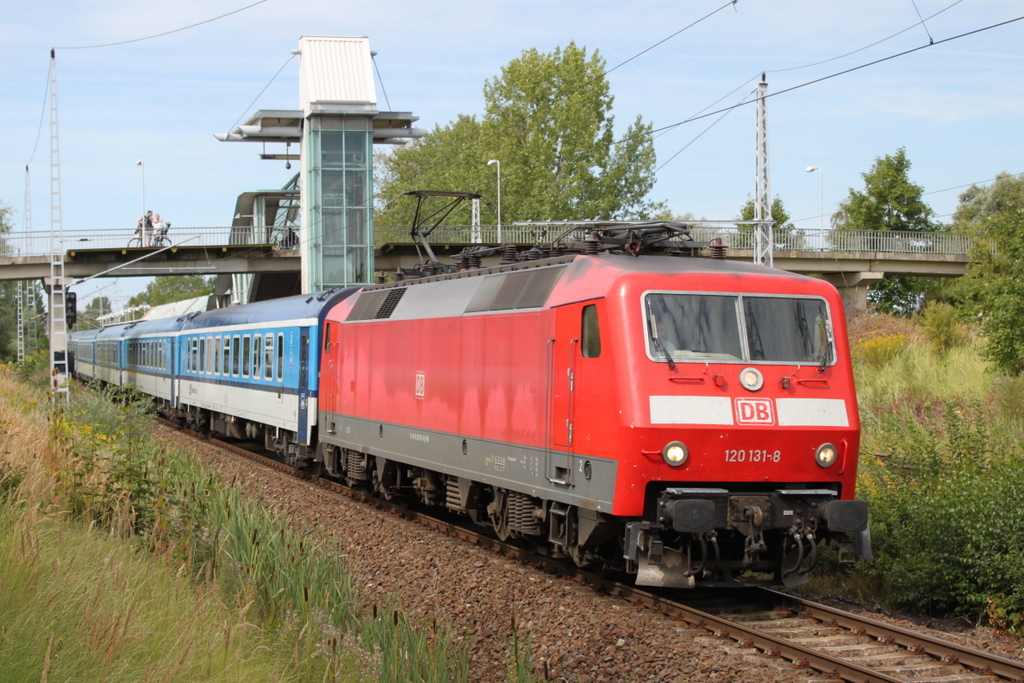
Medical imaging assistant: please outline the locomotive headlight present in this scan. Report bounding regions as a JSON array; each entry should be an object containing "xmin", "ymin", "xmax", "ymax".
[
  {"xmin": 739, "ymin": 367, "xmax": 763, "ymax": 391},
  {"xmin": 663, "ymin": 441, "xmax": 688, "ymax": 467},
  {"xmin": 815, "ymin": 443, "xmax": 838, "ymax": 468}
]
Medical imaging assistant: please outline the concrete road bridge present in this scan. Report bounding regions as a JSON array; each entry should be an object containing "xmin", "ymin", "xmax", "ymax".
[{"xmin": 0, "ymin": 224, "xmax": 976, "ymax": 309}]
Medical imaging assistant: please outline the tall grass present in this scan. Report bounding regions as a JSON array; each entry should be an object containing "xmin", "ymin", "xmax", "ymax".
[
  {"xmin": 0, "ymin": 369, "xmax": 476, "ymax": 681},
  {"xmin": 0, "ymin": 502, "xmax": 375, "ymax": 683}
]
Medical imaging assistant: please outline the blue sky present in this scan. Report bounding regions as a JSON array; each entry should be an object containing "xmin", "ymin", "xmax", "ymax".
[{"xmin": 2, "ymin": 0, "xmax": 1022, "ymax": 307}]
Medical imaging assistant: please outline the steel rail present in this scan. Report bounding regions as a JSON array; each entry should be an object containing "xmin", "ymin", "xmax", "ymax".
[
  {"xmin": 161, "ymin": 420, "xmax": 1023, "ymax": 683},
  {"xmin": 759, "ymin": 588, "xmax": 1024, "ymax": 682}
]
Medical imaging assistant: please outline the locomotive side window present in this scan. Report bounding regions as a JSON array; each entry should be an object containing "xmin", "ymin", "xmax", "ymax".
[
  {"xmin": 323, "ymin": 322, "xmax": 333, "ymax": 353},
  {"xmin": 581, "ymin": 305, "xmax": 601, "ymax": 358}
]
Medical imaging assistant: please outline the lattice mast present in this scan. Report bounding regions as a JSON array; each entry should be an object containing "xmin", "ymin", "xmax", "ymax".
[
  {"xmin": 48, "ymin": 49, "xmax": 69, "ymax": 401},
  {"xmin": 754, "ymin": 73, "xmax": 773, "ymax": 268},
  {"xmin": 17, "ymin": 166, "xmax": 31, "ymax": 364}
]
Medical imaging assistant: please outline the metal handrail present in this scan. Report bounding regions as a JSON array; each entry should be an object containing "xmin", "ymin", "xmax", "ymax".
[
  {"xmin": 2, "ymin": 225, "xmax": 978, "ymax": 258},
  {"xmin": 375, "ymin": 225, "xmax": 977, "ymax": 256}
]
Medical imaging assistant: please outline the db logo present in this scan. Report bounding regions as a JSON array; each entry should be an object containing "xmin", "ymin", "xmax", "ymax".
[
  {"xmin": 735, "ymin": 398, "xmax": 775, "ymax": 425},
  {"xmin": 415, "ymin": 372, "xmax": 426, "ymax": 399}
]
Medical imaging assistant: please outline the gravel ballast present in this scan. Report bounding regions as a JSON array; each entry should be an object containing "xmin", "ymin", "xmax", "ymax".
[{"xmin": 165, "ymin": 426, "xmax": 1023, "ymax": 682}]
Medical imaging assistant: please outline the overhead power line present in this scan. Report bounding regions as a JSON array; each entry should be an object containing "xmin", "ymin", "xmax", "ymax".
[
  {"xmin": 55, "ymin": 0, "xmax": 268, "ymax": 50},
  {"xmin": 643, "ymin": 14, "xmax": 1024, "ymax": 140},
  {"xmin": 225, "ymin": 54, "xmax": 296, "ymax": 136}
]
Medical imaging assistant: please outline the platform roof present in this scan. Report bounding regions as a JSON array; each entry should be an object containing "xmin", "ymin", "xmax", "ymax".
[{"xmin": 214, "ymin": 109, "xmax": 425, "ymax": 145}]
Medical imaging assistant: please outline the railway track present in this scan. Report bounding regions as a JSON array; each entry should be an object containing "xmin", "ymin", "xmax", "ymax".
[{"xmin": 167, "ymin": 421, "xmax": 1024, "ymax": 683}]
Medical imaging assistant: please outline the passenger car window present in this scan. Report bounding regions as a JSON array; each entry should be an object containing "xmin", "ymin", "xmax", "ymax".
[{"xmin": 581, "ymin": 305, "xmax": 601, "ymax": 358}]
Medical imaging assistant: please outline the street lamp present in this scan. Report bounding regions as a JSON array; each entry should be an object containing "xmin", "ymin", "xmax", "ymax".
[
  {"xmin": 805, "ymin": 166, "xmax": 823, "ymax": 231},
  {"xmin": 487, "ymin": 159, "xmax": 501, "ymax": 243},
  {"xmin": 136, "ymin": 159, "xmax": 146, "ymax": 223}
]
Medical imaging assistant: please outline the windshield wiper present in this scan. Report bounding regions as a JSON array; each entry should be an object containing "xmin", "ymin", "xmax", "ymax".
[
  {"xmin": 648, "ymin": 310, "xmax": 676, "ymax": 370},
  {"xmin": 818, "ymin": 345, "xmax": 829, "ymax": 373}
]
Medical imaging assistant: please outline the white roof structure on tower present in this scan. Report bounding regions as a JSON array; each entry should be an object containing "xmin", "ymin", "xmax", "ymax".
[{"xmin": 298, "ymin": 35, "xmax": 377, "ymax": 116}]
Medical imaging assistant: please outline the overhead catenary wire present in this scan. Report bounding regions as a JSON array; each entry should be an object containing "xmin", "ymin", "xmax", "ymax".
[
  {"xmin": 225, "ymin": 54, "xmax": 297, "ymax": 137},
  {"xmin": 640, "ymin": 14, "xmax": 1024, "ymax": 141},
  {"xmin": 55, "ymin": 0, "xmax": 269, "ymax": 50},
  {"xmin": 654, "ymin": 0, "xmax": 969, "ymax": 168},
  {"xmin": 343, "ymin": 14, "xmax": 1024, "ymax": 256},
  {"xmin": 372, "ymin": 53, "xmax": 393, "ymax": 112}
]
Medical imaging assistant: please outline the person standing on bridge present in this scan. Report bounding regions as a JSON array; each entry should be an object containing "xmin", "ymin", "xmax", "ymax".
[{"xmin": 136, "ymin": 210, "xmax": 154, "ymax": 246}]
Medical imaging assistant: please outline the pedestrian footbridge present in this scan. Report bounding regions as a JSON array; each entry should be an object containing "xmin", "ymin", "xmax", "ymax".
[{"xmin": 0, "ymin": 225, "xmax": 976, "ymax": 309}]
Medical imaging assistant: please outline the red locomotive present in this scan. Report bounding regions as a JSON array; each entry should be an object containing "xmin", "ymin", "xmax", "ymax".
[{"xmin": 316, "ymin": 223, "xmax": 870, "ymax": 588}]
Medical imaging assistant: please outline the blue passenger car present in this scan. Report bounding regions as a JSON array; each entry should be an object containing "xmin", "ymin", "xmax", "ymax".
[
  {"xmin": 122, "ymin": 316, "xmax": 179, "ymax": 407},
  {"xmin": 93, "ymin": 324, "xmax": 128, "ymax": 386},
  {"xmin": 71, "ymin": 327, "xmax": 102, "ymax": 383},
  {"xmin": 175, "ymin": 289, "xmax": 357, "ymax": 462}
]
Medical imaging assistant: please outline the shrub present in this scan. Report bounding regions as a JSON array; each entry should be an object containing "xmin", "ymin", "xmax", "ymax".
[
  {"xmin": 855, "ymin": 399, "xmax": 1024, "ymax": 625},
  {"xmin": 854, "ymin": 333, "xmax": 908, "ymax": 367},
  {"xmin": 917, "ymin": 301, "xmax": 969, "ymax": 356}
]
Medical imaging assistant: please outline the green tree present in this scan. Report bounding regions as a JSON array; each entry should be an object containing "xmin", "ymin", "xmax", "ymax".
[
  {"xmin": 833, "ymin": 148, "xmax": 936, "ymax": 314},
  {"xmin": 952, "ymin": 172, "xmax": 1024, "ymax": 229},
  {"xmin": 128, "ymin": 276, "xmax": 215, "ymax": 308},
  {"xmin": 375, "ymin": 114, "xmax": 486, "ymax": 235},
  {"xmin": 0, "ymin": 201, "xmax": 17, "ymax": 360},
  {"xmin": 738, "ymin": 196, "xmax": 800, "ymax": 249},
  {"xmin": 833, "ymin": 148, "xmax": 934, "ymax": 233},
  {"xmin": 956, "ymin": 173, "xmax": 1024, "ymax": 375},
  {"xmin": 376, "ymin": 43, "xmax": 663, "ymax": 234}
]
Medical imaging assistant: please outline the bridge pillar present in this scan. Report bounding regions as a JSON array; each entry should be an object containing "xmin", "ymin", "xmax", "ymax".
[{"xmin": 821, "ymin": 272, "xmax": 884, "ymax": 311}]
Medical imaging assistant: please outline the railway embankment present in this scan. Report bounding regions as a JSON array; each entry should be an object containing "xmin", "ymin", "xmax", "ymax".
[
  {"xmin": 801, "ymin": 308, "xmax": 1024, "ymax": 641},
  {"xmin": 0, "ymin": 370, "xmax": 471, "ymax": 683}
]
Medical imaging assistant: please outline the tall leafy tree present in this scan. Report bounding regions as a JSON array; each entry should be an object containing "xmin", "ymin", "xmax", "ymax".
[
  {"xmin": 833, "ymin": 148, "xmax": 934, "ymax": 233},
  {"xmin": 833, "ymin": 148, "xmax": 936, "ymax": 313},
  {"xmin": 956, "ymin": 173, "xmax": 1024, "ymax": 375},
  {"xmin": 0, "ymin": 201, "xmax": 17, "ymax": 360},
  {"xmin": 375, "ymin": 115, "xmax": 486, "ymax": 234},
  {"xmin": 376, "ymin": 43, "xmax": 663, "ymax": 232}
]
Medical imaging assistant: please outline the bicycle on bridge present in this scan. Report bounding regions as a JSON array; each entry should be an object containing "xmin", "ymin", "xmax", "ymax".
[{"xmin": 128, "ymin": 216, "xmax": 172, "ymax": 248}]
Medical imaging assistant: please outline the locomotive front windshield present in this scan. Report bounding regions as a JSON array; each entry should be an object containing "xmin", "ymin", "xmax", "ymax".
[{"xmin": 644, "ymin": 293, "xmax": 832, "ymax": 364}]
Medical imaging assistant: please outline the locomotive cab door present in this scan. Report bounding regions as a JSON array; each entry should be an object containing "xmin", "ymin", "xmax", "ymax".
[{"xmin": 549, "ymin": 304, "xmax": 581, "ymax": 486}]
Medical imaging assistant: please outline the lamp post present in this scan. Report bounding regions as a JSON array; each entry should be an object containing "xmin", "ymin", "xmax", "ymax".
[
  {"xmin": 805, "ymin": 166, "xmax": 823, "ymax": 231},
  {"xmin": 487, "ymin": 159, "xmax": 501, "ymax": 243},
  {"xmin": 136, "ymin": 159, "xmax": 146, "ymax": 223}
]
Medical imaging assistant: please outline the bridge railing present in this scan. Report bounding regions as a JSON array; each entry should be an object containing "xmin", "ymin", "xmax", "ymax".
[
  {"xmin": 376, "ymin": 225, "xmax": 976, "ymax": 256},
  {"xmin": 0, "ymin": 225, "xmax": 289, "ymax": 258},
  {"xmin": 688, "ymin": 227, "xmax": 974, "ymax": 255},
  {"xmin": 2, "ymin": 225, "xmax": 975, "ymax": 258}
]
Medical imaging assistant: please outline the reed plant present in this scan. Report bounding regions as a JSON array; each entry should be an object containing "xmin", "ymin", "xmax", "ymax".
[{"xmin": 0, "ymin": 368, "xmax": 480, "ymax": 681}]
